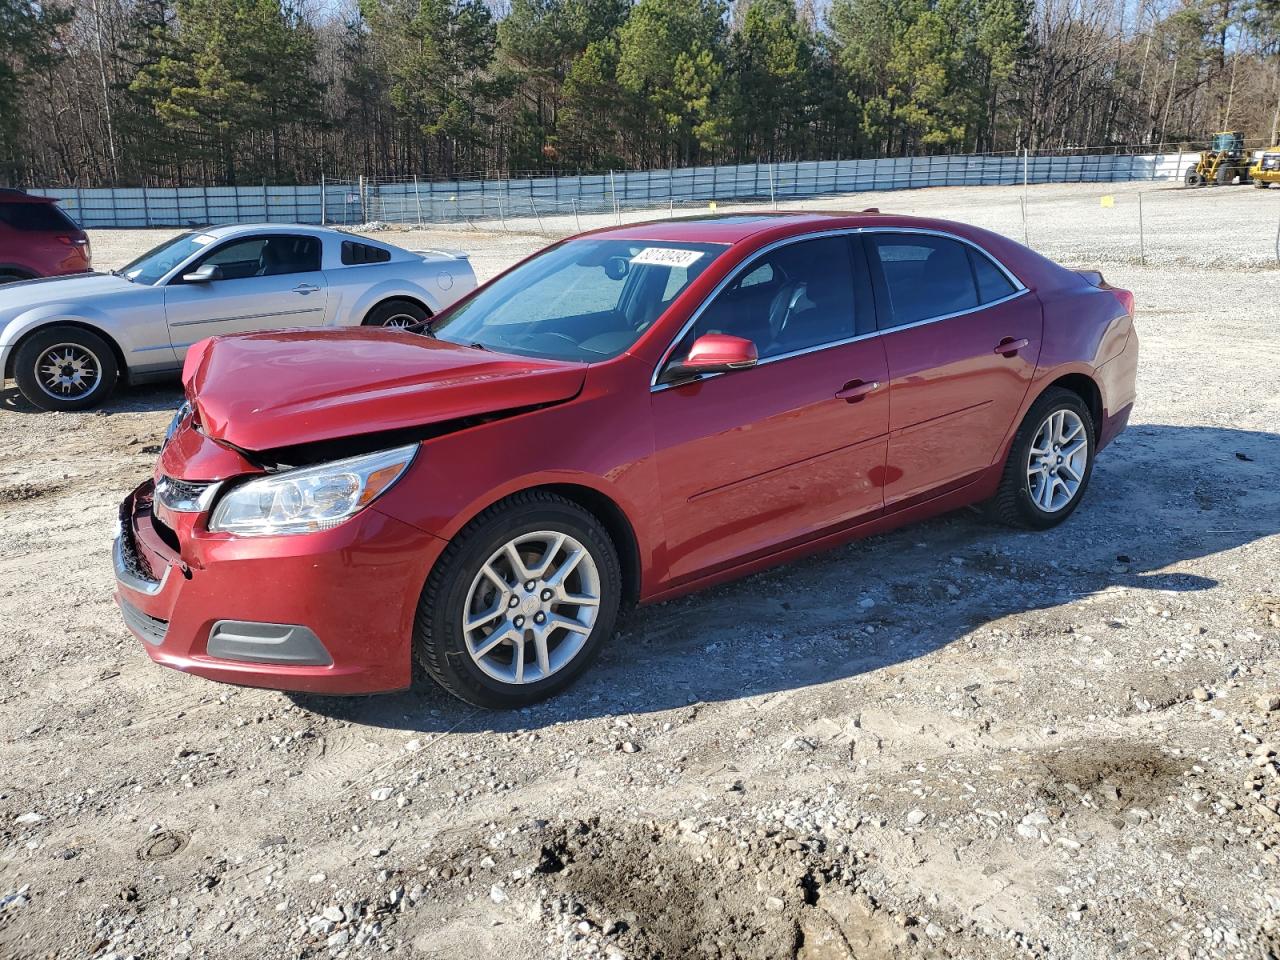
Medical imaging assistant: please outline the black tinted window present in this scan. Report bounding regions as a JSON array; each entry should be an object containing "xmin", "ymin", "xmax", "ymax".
[
  {"xmin": 0, "ymin": 201, "xmax": 77, "ymax": 232},
  {"xmin": 197, "ymin": 235, "xmax": 320, "ymax": 279},
  {"xmin": 342, "ymin": 241, "xmax": 391, "ymax": 265},
  {"xmin": 969, "ymin": 248, "xmax": 1017, "ymax": 303},
  {"xmin": 872, "ymin": 235, "xmax": 978, "ymax": 327},
  {"xmin": 680, "ymin": 236, "xmax": 857, "ymax": 361}
]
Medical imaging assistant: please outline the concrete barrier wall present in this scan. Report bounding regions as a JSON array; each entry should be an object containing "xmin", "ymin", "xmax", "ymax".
[{"xmin": 27, "ymin": 152, "xmax": 1194, "ymax": 229}]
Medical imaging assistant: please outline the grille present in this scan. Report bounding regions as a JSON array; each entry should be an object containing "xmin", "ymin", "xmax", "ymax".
[
  {"xmin": 118, "ymin": 596, "xmax": 169, "ymax": 646},
  {"xmin": 155, "ymin": 475, "xmax": 218, "ymax": 513},
  {"xmin": 117, "ymin": 495, "xmax": 157, "ymax": 584}
]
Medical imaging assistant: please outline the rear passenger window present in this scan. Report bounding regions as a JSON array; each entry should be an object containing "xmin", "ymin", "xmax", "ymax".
[
  {"xmin": 342, "ymin": 241, "xmax": 392, "ymax": 265},
  {"xmin": 0, "ymin": 201, "xmax": 78, "ymax": 231},
  {"xmin": 969, "ymin": 249, "xmax": 1017, "ymax": 303},
  {"xmin": 871, "ymin": 235, "xmax": 978, "ymax": 327}
]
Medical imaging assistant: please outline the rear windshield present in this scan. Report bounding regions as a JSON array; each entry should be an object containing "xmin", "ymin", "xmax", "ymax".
[{"xmin": 0, "ymin": 201, "xmax": 79, "ymax": 232}]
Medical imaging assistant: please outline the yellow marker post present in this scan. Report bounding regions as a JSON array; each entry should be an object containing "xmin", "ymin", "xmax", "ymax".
[
  {"xmin": 1100, "ymin": 195, "xmax": 1115, "ymax": 208},
  {"xmin": 708, "ymin": 201, "xmax": 718, "ymax": 213}
]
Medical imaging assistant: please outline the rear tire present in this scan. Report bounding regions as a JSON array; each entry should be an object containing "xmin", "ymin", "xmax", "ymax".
[
  {"xmin": 987, "ymin": 387, "xmax": 1095, "ymax": 530},
  {"xmin": 414, "ymin": 491, "xmax": 622, "ymax": 708},
  {"xmin": 13, "ymin": 326, "xmax": 119, "ymax": 412},
  {"xmin": 362, "ymin": 299, "xmax": 430, "ymax": 329},
  {"xmin": 1216, "ymin": 164, "xmax": 1234, "ymax": 185}
]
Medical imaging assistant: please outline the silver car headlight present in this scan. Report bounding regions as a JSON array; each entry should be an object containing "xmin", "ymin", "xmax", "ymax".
[{"xmin": 208, "ymin": 444, "xmax": 418, "ymax": 537}]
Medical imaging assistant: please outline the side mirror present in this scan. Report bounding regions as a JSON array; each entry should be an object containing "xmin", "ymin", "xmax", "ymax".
[
  {"xmin": 661, "ymin": 334, "xmax": 758, "ymax": 384},
  {"xmin": 181, "ymin": 263, "xmax": 223, "ymax": 284}
]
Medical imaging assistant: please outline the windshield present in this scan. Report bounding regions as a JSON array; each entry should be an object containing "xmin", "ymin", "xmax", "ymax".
[
  {"xmin": 431, "ymin": 238, "xmax": 726, "ymax": 362},
  {"xmin": 119, "ymin": 231, "xmax": 217, "ymax": 285}
]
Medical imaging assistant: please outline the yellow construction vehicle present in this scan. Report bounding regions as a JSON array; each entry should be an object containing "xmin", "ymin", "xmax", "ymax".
[
  {"xmin": 1184, "ymin": 131, "xmax": 1252, "ymax": 186},
  {"xmin": 1249, "ymin": 144, "xmax": 1280, "ymax": 189}
]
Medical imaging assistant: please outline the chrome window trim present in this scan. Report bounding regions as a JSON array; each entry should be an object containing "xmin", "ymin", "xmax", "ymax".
[{"xmin": 649, "ymin": 226, "xmax": 1029, "ymax": 392}]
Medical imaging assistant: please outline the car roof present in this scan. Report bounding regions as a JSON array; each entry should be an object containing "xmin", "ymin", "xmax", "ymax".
[
  {"xmin": 573, "ymin": 210, "xmax": 947, "ymax": 245},
  {"xmin": 0, "ymin": 188, "xmax": 57, "ymax": 204},
  {"xmin": 193, "ymin": 223, "xmax": 340, "ymax": 240}
]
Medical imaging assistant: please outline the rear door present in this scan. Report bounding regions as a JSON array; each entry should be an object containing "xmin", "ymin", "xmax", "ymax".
[
  {"xmin": 163, "ymin": 234, "xmax": 329, "ymax": 357},
  {"xmin": 650, "ymin": 234, "xmax": 889, "ymax": 583},
  {"xmin": 865, "ymin": 231, "xmax": 1042, "ymax": 508}
]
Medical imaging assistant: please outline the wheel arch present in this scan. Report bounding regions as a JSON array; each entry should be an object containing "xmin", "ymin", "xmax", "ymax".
[
  {"xmin": 1041, "ymin": 371, "xmax": 1103, "ymax": 432},
  {"xmin": 5, "ymin": 319, "xmax": 128, "ymax": 381},
  {"xmin": 428, "ymin": 480, "xmax": 644, "ymax": 610},
  {"xmin": 363, "ymin": 294, "xmax": 434, "ymax": 326}
]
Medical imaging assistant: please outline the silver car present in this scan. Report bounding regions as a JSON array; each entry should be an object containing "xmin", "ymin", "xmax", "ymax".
[{"xmin": 0, "ymin": 223, "xmax": 477, "ymax": 411}]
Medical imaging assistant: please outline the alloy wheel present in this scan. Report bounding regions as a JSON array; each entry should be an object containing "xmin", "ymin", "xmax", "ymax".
[
  {"xmin": 462, "ymin": 531, "xmax": 601, "ymax": 685},
  {"xmin": 381, "ymin": 313, "xmax": 420, "ymax": 328},
  {"xmin": 1025, "ymin": 408, "xmax": 1088, "ymax": 513},
  {"xmin": 35, "ymin": 342, "xmax": 102, "ymax": 400}
]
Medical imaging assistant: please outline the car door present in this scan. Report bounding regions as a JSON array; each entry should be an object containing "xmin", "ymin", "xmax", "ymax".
[
  {"xmin": 163, "ymin": 234, "xmax": 329, "ymax": 357},
  {"xmin": 864, "ymin": 231, "xmax": 1043, "ymax": 508},
  {"xmin": 650, "ymin": 234, "xmax": 890, "ymax": 583}
]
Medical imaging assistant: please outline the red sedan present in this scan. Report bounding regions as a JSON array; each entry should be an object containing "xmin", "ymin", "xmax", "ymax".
[{"xmin": 113, "ymin": 212, "xmax": 1137, "ymax": 708}]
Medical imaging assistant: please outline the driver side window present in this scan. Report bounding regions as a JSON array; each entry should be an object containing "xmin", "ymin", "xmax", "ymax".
[
  {"xmin": 673, "ymin": 236, "xmax": 859, "ymax": 363},
  {"xmin": 192, "ymin": 235, "xmax": 320, "ymax": 281}
]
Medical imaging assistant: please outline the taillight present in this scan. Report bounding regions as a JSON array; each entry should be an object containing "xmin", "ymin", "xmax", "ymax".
[{"xmin": 1109, "ymin": 287, "xmax": 1134, "ymax": 316}]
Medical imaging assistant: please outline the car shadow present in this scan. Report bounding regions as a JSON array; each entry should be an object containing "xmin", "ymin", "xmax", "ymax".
[
  {"xmin": 288, "ymin": 421, "xmax": 1279, "ymax": 734},
  {"xmin": 0, "ymin": 382, "xmax": 183, "ymax": 415}
]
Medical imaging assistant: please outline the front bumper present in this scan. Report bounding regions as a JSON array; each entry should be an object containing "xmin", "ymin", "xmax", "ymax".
[{"xmin": 112, "ymin": 480, "xmax": 446, "ymax": 695}]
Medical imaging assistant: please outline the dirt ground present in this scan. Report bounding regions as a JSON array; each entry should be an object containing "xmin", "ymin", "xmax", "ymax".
[{"xmin": 1, "ymin": 182, "xmax": 1279, "ymax": 960}]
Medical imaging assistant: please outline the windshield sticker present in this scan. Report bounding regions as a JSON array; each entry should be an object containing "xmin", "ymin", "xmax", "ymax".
[
  {"xmin": 191, "ymin": 234, "xmax": 215, "ymax": 246},
  {"xmin": 630, "ymin": 247, "xmax": 704, "ymax": 269}
]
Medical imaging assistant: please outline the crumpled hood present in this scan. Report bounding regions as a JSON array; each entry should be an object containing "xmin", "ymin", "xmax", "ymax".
[{"xmin": 183, "ymin": 328, "xmax": 587, "ymax": 452}]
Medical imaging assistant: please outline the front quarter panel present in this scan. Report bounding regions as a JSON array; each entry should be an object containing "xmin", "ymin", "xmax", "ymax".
[
  {"xmin": 372, "ymin": 357, "xmax": 664, "ymax": 595},
  {"xmin": 0, "ymin": 287, "xmax": 174, "ymax": 376}
]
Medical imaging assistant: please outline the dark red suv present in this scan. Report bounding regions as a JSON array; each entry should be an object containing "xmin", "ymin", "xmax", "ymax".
[{"xmin": 0, "ymin": 189, "xmax": 91, "ymax": 283}]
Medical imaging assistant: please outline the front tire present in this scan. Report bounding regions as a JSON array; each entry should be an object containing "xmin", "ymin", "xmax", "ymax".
[
  {"xmin": 1185, "ymin": 166, "xmax": 1204, "ymax": 186},
  {"xmin": 414, "ymin": 491, "xmax": 622, "ymax": 708},
  {"xmin": 988, "ymin": 387, "xmax": 1095, "ymax": 530},
  {"xmin": 362, "ymin": 299, "xmax": 430, "ymax": 329},
  {"xmin": 13, "ymin": 326, "xmax": 119, "ymax": 412}
]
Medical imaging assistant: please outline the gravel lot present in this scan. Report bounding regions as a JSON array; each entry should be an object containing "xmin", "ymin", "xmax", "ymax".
[{"xmin": 1, "ymin": 182, "xmax": 1279, "ymax": 960}]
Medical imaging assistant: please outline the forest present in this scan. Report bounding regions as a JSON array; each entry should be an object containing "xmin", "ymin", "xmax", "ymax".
[{"xmin": 1, "ymin": 0, "xmax": 1278, "ymax": 186}]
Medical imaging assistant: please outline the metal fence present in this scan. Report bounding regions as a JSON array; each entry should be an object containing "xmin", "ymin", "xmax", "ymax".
[{"xmin": 27, "ymin": 151, "xmax": 1203, "ymax": 229}]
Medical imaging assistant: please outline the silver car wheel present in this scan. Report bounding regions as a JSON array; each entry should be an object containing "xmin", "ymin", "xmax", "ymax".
[
  {"xmin": 35, "ymin": 342, "xmax": 102, "ymax": 400},
  {"xmin": 1025, "ymin": 408, "xmax": 1088, "ymax": 513},
  {"xmin": 381, "ymin": 313, "xmax": 419, "ymax": 328},
  {"xmin": 462, "ymin": 531, "xmax": 601, "ymax": 685}
]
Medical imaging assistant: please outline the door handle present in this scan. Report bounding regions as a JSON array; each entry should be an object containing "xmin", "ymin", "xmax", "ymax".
[
  {"xmin": 994, "ymin": 337, "xmax": 1030, "ymax": 357},
  {"xmin": 293, "ymin": 283, "xmax": 320, "ymax": 294},
  {"xmin": 835, "ymin": 379, "xmax": 880, "ymax": 402}
]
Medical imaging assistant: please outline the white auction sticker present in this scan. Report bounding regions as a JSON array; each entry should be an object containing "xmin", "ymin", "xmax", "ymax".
[{"xmin": 630, "ymin": 247, "xmax": 704, "ymax": 268}]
